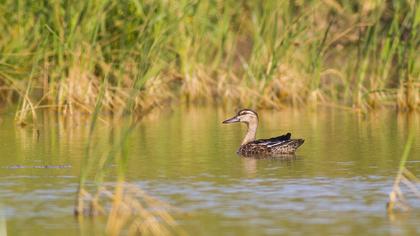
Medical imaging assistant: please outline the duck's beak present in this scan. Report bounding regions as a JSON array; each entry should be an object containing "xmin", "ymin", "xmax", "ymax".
[{"xmin": 222, "ymin": 116, "xmax": 240, "ymax": 124}]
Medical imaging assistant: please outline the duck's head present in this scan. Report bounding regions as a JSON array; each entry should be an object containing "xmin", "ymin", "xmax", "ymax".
[{"xmin": 222, "ymin": 109, "xmax": 259, "ymax": 125}]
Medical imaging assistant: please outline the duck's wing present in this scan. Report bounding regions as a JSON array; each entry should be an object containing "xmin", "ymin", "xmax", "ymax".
[{"xmin": 252, "ymin": 132, "xmax": 291, "ymax": 146}]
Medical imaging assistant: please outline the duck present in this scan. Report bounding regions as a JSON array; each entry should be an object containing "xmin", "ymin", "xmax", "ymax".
[{"xmin": 222, "ymin": 109, "xmax": 304, "ymax": 157}]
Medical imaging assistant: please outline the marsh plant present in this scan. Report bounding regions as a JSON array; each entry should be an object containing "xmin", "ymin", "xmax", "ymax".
[
  {"xmin": 74, "ymin": 122, "xmax": 186, "ymax": 235},
  {"xmin": 0, "ymin": 0, "xmax": 418, "ymax": 123},
  {"xmin": 73, "ymin": 92, "xmax": 185, "ymax": 235},
  {"xmin": 387, "ymin": 132, "xmax": 419, "ymax": 214}
]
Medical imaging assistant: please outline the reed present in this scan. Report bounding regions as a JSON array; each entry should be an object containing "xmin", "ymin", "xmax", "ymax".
[
  {"xmin": 72, "ymin": 83, "xmax": 185, "ymax": 235},
  {"xmin": 0, "ymin": 0, "xmax": 418, "ymax": 120},
  {"xmin": 387, "ymin": 131, "xmax": 419, "ymax": 213},
  {"xmin": 74, "ymin": 119, "xmax": 185, "ymax": 235}
]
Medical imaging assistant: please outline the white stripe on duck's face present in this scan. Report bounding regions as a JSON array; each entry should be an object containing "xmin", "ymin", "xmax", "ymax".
[{"xmin": 222, "ymin": 109, "xmax": 259, "ymax": 124}]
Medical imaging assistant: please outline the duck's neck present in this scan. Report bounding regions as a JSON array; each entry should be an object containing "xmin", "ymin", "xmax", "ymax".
[{"xmin": 241, "ymin": 121, "xmax": 258, "ymax": 145}]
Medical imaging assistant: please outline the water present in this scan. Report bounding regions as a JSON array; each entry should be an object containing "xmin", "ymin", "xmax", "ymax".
[{"xmin": 0, "ymin": 107, "xmax": 419, "ymax": 235}]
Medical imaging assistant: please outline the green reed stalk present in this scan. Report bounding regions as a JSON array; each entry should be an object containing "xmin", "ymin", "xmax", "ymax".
[{"xmin": 387, "ymin": 129, "xmax": 417, "ymax": 213}]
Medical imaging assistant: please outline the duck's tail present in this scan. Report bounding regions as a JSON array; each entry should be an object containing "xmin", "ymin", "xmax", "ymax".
[
  {"xmin": 292, "ymin": 139, "xmax": 305, "ymax": 149},
  {"xmin": 276, "ymin": 139, "xmax": 304, "ymax": 154}
]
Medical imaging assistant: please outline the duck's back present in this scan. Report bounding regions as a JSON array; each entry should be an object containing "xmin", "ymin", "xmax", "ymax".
[{"xmin": 237, "ymin": 133, "xmax": 304, "ymax": 157}]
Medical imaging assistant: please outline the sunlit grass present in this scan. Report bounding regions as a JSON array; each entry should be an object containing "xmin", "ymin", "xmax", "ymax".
[
  {"xmin": 387, "ymin": 131, "xmax": 419, "ymax": 213},
  {"xmin": 0, "ymin": 1, "xmax": 418, "ymax": 122},
  {"xmin": 74, "ymin": 119, "xmax": 185, "ymax": 234},
  {"xmin": 71, "ymin": 83, "xmax": 185, "ymax": 235}
]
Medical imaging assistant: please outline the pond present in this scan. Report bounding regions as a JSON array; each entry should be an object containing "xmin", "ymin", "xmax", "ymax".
[{"xmin": 0, "ymin": 107, "xmax": 419, "ymax": 235}]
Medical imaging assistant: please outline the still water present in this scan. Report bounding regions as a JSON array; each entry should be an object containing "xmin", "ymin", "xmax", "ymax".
[{"xmin": 0, "ymin": 107, "xmax": 419, "ymax": 235}]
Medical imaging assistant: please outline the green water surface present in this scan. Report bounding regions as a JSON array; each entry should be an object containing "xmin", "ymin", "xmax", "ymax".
[{"xmin": 0, "ymin": 107, "xmax": 419, "ymax": 235}]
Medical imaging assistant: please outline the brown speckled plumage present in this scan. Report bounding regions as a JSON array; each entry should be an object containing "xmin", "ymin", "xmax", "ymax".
[
  {"xmin": 223, "ymin": 109, "xmax": 304, "ymax": 157},
  {"xmin": 238, "ymin": 135, "xmax": 304, "ymax": 157}
]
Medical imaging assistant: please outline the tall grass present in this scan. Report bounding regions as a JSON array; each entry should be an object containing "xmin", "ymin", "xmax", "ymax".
[
  {"xmin": 74, "ymin": 99, "xmax": 185, "ymax": 235},
  {"xmin": 0, "ymin": 0, "xmax": 419, "ymax": 121},
  {"xmin": 387, "ymin": 131, "xmax": 419, "ymax": 214}
]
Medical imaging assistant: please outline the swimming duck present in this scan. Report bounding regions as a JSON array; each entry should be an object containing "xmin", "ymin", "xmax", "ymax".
[{"xmin": 222, "ymin": 109, "xmax": 304, "ymax": 157}]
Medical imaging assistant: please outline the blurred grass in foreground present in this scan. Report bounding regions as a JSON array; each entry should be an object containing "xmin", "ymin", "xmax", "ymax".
[
  {"xmin": 74, "ymin": 92, "xmax": 186, "ymax": 235},
  {"xmin": 387, "ymin": 131, "xmax": 419, "ymax": 215},
  {"xmin": 0, "ymin": 0, "xmax": 419, "ymax": 123}
]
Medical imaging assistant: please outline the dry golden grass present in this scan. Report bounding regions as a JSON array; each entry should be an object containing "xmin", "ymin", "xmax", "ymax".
[{"xmin": 75, "ymin": 183, "xmax": 187, "ymax": 236}]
